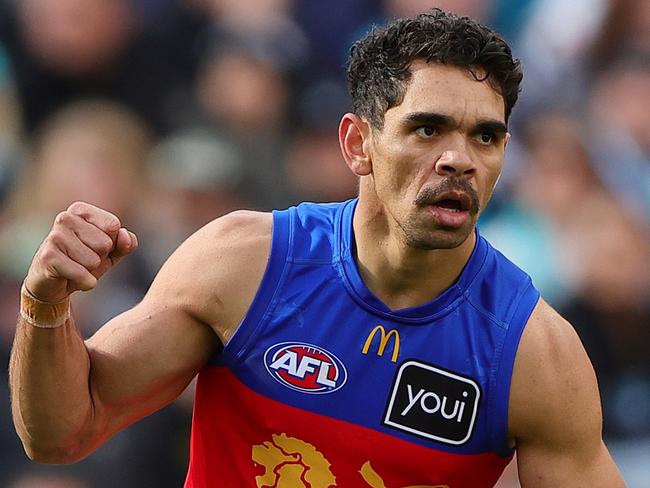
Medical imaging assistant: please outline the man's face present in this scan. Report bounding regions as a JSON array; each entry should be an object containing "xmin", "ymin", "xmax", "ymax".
[
  {"xmin": 20, "ymin": 0, "xmax": 133, "ymax": 74},
  {"xmin": 365, "ymin": 61, "xmax": 508, "ymax": 249}
]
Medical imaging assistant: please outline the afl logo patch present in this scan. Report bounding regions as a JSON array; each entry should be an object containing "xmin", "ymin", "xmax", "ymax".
[{"xmin": 264, "ymin": 342, "xmax": 347, "ymax": 394}]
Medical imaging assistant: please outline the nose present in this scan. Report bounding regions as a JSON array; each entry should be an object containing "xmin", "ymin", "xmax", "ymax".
[{"xmin": 434, "ymin": 150, "xmax": 476, "ymax": 178}]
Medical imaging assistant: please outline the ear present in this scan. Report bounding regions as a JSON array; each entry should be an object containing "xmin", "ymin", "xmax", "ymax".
[
  {"xmin": 504, "ymin": 132, "xmax": 511, "ymax": 149},
  {"xmin": 338, "ymin": 113, "xmax": 372, "ymax": 176}
]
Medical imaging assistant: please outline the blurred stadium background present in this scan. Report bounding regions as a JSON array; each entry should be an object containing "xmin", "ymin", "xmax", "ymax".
[{"xmin": 0, "ymin": 0, "xmax": 647, "ymax": 486}]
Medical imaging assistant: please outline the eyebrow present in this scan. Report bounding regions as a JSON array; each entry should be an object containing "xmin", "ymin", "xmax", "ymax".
[
  {"xmin": 403, "ymin": 112, "xmax": 508, "ymax": 135},
  {"xmin": 404, "ymin": 112, "xmax": 454, "ymax": 128},
  {"xmin": 475, "ymin": 120, "xmax": 508, "ymax": 136}
]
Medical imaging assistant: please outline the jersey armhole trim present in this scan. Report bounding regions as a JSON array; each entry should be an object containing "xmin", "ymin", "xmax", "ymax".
[
  {"xmin": 214, "ymin": 208, "xmax": 293, "ymax": 365},
  {"xmin": 489, "ymin": 280, "xmax": 540, "ymax": 456}
]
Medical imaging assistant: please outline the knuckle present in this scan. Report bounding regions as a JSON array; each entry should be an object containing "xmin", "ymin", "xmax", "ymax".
[
  {"xmin": 54, "ymin": 211, "xmax": 70, "ymax": 226},
  {"xmin": 38, "ymin": 243, "xmax": 59, "ymax": 263},
  {"xmin": 47, "ymin": 229, "xmax": 67, "ymax": 247},
  {"xmin": 67, "ymin": 201, "xmax": 88, "ymax": 215},
  {"xmin": 106, "ymin": 216, "xmax": 121, "ymax": 233},
  {"xmin": 90, "ymin": 253, "xmax": 102, "ymax": 270},
  {"xmin": 97, "ymin": 236, "xmax": 114, "ymax": 255}
]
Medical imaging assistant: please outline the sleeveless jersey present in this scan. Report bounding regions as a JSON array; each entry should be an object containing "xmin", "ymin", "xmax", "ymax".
[{"xmin": 184, "ymin": 199, "xmax": 540, "ymax": 488}]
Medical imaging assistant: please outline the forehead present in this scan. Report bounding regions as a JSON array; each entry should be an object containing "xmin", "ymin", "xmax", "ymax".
[{"xmin": 385, "ymin": 61, "xmax": 506, "ymax": 124}]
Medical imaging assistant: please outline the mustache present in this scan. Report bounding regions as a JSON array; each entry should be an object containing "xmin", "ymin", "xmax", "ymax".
[{"xmin": 415, "ymin": 178, "xmax": 480, "ymax": 214}]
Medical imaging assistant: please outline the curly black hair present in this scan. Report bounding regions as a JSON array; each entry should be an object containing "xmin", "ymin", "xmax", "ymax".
[{"xmin": 347, "ymin": 9, "xmax": 523, "ymax": 128}]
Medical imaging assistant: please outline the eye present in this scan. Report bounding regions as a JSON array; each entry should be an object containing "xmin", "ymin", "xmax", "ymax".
[
  {"xmin": 415, "ymin": 126, "xmax": 439, "ymax": 138},
  {"xmin": 475, "ymin": 132, "xmax": 495, "ymax": 145}
]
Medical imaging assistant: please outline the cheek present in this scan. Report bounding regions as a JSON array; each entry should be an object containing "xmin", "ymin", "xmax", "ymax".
[
  {"xmin": 481, "ymin": 162, "xmax": 503, "ymax": 201},
  {"xmin": 383, "ymin": 158, "xmax": 427, "ymax": 201},
  {"xmin": 370, "ymin": 133, "xmax": 442, "ymax": 200},
  {"xmin": 371, "ymin": 142, "xmax": 413, "ymax": 191}
]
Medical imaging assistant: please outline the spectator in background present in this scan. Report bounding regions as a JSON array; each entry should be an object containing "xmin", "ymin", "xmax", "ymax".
[
  {"xmin": 385, "ymin": 0, "xmax": 491, "ymax": 20},
  {"xmin": 285, "ymin": 124, "xmax": 358, "ymax": 204},
  {"xmin": 197, "ymin": 34, "xmax": 294, "ymax": 136},
  {"xmin": 142, "ymin": 128, "xmax": 247, "ymax": 271},
  {"xmin": 0, "ymin": 0, "xmax": 200, "ymax": 136},
  {"xmin": 202, "ymin": 0, "xmax": 292, "ymax": 30},
  {"xmin": 192, "ymin": 24, "xmax": 304, "ymax": 208},
  {"xmin": 292, "ymin": 0, "xmax": 381, "ymax": 91},
  {"xmin": 586, "ymin": 57, "xmax": 650, "ymax": 225},
  {"xmin": 286, "ymin": 83, "xmax": 358, "ymax": 203},
  {"xmin": 589, "ymin": 0, "xmax": 650, "ymax": 71},
  {"xmin": 562, "ymin": 193, "xmax": 650, "ymax": 439},
  {"xmin": 513, "ymin": 0, "xmax": 610, "ymax": 118}
]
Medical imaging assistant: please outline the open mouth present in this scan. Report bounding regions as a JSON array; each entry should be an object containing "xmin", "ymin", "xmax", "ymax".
[
  {"xmin": 430, "ymin": 191, "xmax": 472, "ymax": 213},
  {"xmin": 434, "ymin": 199, "xmax": 463, "ymax": 212}
]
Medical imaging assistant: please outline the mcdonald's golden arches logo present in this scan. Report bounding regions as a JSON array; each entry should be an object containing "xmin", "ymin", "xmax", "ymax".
[{"xmin": 362, "ymin": 325, "xmax": 400, "ymax": 363}]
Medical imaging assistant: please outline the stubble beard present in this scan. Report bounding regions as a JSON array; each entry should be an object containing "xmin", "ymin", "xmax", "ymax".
[
  {"xmin": 401, "ymin": 217, "xmax": 476, "ymax": 250},
  {"xmin": 402, "ymin": 177, "xmax": 481, "ymax": 250}
]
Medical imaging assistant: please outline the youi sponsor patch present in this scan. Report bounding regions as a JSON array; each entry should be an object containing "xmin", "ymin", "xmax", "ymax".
[
  {"xmin": 383, "ymin": 360, "xmax": 480, "ymax": 445},
  {"xmin": 264, "ymin": 342, "xmax": 347, "ymax": 394}
]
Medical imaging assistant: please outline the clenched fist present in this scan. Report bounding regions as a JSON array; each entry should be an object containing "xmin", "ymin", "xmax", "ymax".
[{"xmin": 24, "ymin": 201, "xmax": 138, "ymax": 304}]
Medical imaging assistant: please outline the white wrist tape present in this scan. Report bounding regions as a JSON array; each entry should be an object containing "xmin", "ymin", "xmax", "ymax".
[{"xmin": 20, "ymin": 284, "xmax": 70, "ymax": 329}]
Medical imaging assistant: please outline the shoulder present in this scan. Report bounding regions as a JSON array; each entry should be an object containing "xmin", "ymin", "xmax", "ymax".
[
  {"xmin": 197, "ymin": 209, "xmax": 273, "ymax": 253},
  {"xmin": 508, "ymin": 298, "xmax": 601, "ymax": 448},
  {"xmin": 165, "ymin": 210, "xmax": 272, "ymax": 278},
  {"xmin": 146, "ymin": 210, "xmax": 273, "ymax": 343}
]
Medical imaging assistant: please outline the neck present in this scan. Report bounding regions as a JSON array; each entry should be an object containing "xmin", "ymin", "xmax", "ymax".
[{"xmin": 352, "ymin": 198, "xmax": 476, "ymax": 311}]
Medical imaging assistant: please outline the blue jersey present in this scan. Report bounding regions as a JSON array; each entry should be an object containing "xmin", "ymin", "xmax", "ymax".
[{"xmin": 185, "ymin": 199, "xmax": 540, "ymax": 487}]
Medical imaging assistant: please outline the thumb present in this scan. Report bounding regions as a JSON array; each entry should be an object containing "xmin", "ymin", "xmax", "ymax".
[{"xmin": 109, "ymin": 228, "xmax": 138, "ymax": 266}]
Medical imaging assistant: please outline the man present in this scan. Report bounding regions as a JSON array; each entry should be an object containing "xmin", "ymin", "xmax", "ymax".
[{"xmin": 11, "ymin": 9, "xmax": 624, "ymax": 487}]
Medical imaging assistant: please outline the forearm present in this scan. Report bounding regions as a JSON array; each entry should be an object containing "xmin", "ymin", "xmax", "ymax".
[
  {"xmin": 9, "ymin": 202, "xmax": 142, "ymax": 463},
  {"xmin": 10, "ymin": 291, "xmax": 97, "ymax": 463}
]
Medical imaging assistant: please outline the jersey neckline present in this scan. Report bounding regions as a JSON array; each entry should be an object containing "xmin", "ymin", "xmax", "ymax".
[{"xmin": 336, "ymin": 198, "xmax": 488, "ymax": 323}]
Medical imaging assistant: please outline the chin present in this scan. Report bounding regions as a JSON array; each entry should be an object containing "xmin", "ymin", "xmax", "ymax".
[{"xmin": 407, "ymin": 225, "xmax": 474, "ymax": 251}]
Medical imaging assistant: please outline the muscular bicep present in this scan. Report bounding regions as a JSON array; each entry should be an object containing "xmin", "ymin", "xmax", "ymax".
[
  {"xmin": 82, "ymin": 222, "xmax": 224, "ymax": 439},
  {"xmin": 509, "ymin": 299, "xmax": 625, "ymax": 487},
  {"xmin": 85, "ymin": 299, "xmax": 219, "ymax": 438}
]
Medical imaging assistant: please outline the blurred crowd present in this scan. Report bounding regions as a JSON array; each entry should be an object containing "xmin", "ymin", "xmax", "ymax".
[{"xmin": 0, "ymin": 0, "xmax": 647, "ymax": 486}]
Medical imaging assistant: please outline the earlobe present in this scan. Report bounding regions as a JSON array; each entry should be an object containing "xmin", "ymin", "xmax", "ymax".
[{"xmin": 339, "ymin": 113, "xmax": 372, "ymax": 176}]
